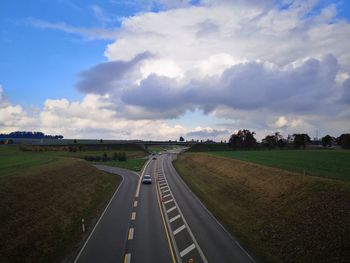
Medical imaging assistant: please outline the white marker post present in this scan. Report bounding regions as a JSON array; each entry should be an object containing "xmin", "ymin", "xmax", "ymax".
[{"xmin": 82, "ymin": 218, "xmax": 85, "ymax": 233}]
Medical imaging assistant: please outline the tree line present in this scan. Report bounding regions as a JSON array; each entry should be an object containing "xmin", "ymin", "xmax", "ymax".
[
  {"xmin": 228, "ymin": 130, "xmax": 350, "ymax": 150},
  {"xmin": 0, "ymin": 131, "xmax": 63, "ymax": 139}
]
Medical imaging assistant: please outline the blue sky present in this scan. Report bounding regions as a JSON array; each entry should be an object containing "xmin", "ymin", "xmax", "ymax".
[{"xmin": 0, "ymin": 0, "xmax": 349, "ymax": 140}]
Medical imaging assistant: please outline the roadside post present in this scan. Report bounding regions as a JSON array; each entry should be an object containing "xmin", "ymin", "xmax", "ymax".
[{"xmin": 82, "ymin": 218, "xmax": 85, "ymax": 233}]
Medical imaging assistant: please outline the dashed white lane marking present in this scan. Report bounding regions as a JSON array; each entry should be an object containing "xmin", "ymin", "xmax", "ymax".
[
  {"xmin": 169, "ymin": 214, "xmax": 181, "ymax": 223},
  {"xmin": 128, "ymin": 228, "xmax": 134, "ymax": 240},
  {"xmin": 163, "ymin": 193, "xmax": 171, "ymax": 198},
  {"xmin": 173, "ymin": 225, "xmax": 186, "ymax": 235},
  {"xmin": 133, "ymin": 201, "xmax": 138, "ymax": 207},
  {"xmin": 124, "ymin": 253, "xmax": 131, "ymax": 263},
  {"xmin": 180, "ymin": 243, "xmax": 196, "ymax": 257},
  {"xmin": 167, "ymin": 206, "xmax": 177, "ymax": 213},
  {"xmin": 131, "ymin": 212, "xmax": 136, "ymax": 220},
  {"xmin": 164, "ymin": 198, "xmax": 174, "ymax": 204}
]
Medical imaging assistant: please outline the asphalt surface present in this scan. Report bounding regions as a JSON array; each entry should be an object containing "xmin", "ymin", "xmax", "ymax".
[
  {"xmin": 74, "ymin": 153, "xmax": 256, "ymax": 263},
  {"xmin": 74, "ymin": 165, "xmax": 138, "ymax": 263},
  {"xmin": 160, "ymin": 152, "xmax": 256, "ymax": 263},
  {"xmin": 126, "ymin": 160, "xmax": 174, "ymax": 263}
]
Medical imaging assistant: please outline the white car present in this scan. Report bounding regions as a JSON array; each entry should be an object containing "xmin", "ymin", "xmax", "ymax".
[{"xmin": 142, "ymin": 174, "xmax": 152, "ymax": 184}]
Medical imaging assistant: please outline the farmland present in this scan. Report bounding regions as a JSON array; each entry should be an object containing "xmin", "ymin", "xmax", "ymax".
[
  {"xmin": 0, "ymin": 144, "xmax": 137, "ymax": 262},
  {"xmin": 210, "ymin": 149, "xmax": 350, "ymax": 181},
  {"xmin": 174, "ymin": 152, "xmax": 350, "ymax": 262}
]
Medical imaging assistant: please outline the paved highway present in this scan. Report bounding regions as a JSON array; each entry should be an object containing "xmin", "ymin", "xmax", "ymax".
[
  {"xmin": 160, "ymin": 153, "xmax": 256, "ymax": 263},
  {"xmin": 74, "ymin": 152, "xmax": 256, "ymax": 263},
  {"xmin": 74, "ymin": 165, "xmax": 139, "ymax": 263}
]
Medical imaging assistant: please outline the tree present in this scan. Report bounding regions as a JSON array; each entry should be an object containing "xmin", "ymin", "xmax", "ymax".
[
  {"xmin": 228, "ymin": 129, "xmax": 257, "ymax": 150},
  {"xmin": 339, "ymin": 133, "xmax": 350, "ymax": 149},
  {"xmin": 100, "ymin": 139, "xmax": 104, "ymax": 143},
  {"xmin": 262, "ymin": 135, "xmax": 277, "ymax": 149},
  {"xmin": 321, "ymin": 135, "xmax": 334, "ymax": 147},
  {"xmin": 293, "ymin": 134, "xmax": 311, "ymax": 149},
  {"xmin": 179, "ymin": 136, "xmax": 185, "ymax": 142}
]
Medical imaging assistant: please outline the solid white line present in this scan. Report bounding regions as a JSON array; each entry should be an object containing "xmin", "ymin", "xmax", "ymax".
[
  {"xmin": 180, "ymin": 243, "xmax": 196, "ymax": 257},
  {"xmin": 160, "ymin": 185, "xmax": 168, "ymax": 190},
  {"xmin": 74, "ymin": 174, "xmax": 125, "ymax": 263},
  {"xmin": 169, "ymin": 214, "xmax": 181, "ymax": 223},
  {"xmin": 173, "ymin": 225, "xmax": 186, "ymax": 235},
  {"xmin": 163, "ymin": 193, "xmax": 171, "ymax": 198},
  {"xmin": 124, "ymin": 253, "xmax": 131, "ymax": 263},
  {"xmin": 131, "ymin": 212, "xmax": 136, "ymax": 220},
  {"xmin": 164, "ymin": 198, "xmax": 174, "ymax": 204},
  {"xmin": 163, "ymin": 189, "xmax": 170, "ymax": 194},
  {"xmin": 159, "ymin": 182, "xmax": 167, "ymax": 186},
  {"xmin": 167, "ymin": 206, "xmax": 177, "ymax": 213},
  {"xmin": 133, "ymin": 201, "xmax": 138, "ymax": 207}
]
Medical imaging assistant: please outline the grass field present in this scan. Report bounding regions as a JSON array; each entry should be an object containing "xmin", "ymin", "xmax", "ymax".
[
  {"xmin": 208, "ymin": 150, "xmax": 350, "ymax": 181},
  {"xmin": 174, "ymin": 153, "xmax": 350, "ymax": 263},
  {"xmin": 0, "ymin": 145, "xmax": 121, "ymax": 262},
  {"xmin": 96, "ymin": 158, "xmax": 147, "ymax": 171}
]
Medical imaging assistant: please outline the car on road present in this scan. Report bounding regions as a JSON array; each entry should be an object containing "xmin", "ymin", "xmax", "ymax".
[{"xmin": 142, "ymin": 174, "xmax": 152, "ymax": 184}]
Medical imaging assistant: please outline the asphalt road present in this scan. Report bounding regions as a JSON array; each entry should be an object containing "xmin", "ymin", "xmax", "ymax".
[
  {"xmin": 74, "ymin": 165, "xmax": 138, "ymax": 263},
  {"xmin": 74, "ymin": 154, "xmax": 256, "ymax": 263},
  {"xmin": 159, "ymin": 152, "xmax": 256, "ymax": 263},
  {"xmin": 125, "ymin": 159, "xmax": 174, "ymax": 263}
]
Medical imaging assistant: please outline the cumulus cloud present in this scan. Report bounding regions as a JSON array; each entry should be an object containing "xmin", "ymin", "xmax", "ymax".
[
  {"xmin": 11, "ymin": 0, "xmax": 350, "ymax": 139},
  {"xmin": 186, "ymin": 127, "xmax": 230, "ymax": 141},
  {"xmin": 0, "ymin": 85, "xmax": 36, "ymax": 133},
  {"xmin": 76, "ymin": 52, "xmax": 153, "ymax": 94}
]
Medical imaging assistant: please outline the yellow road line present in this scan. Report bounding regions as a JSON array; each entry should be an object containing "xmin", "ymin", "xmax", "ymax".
[
  {"xmin": 155, "ymin": 166, "xmax": 177, "ymax": 263},
  {"xmin": 123, "ymin": 253, "xmax": 131, "ymax": 263},
  {"xmin": 128, "ymin": 228, "xmax": 134, "ymax": 240}
]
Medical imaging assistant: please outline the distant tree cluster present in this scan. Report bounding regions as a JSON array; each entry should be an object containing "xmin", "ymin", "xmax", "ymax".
[
  {"xmin": 228, "ymin": 130, "xmax": 350, "ymax": 150},
  {"xmin": 0, "ymin": 131, "xmax": 63, "ymax": 139},
  {"xmin": 228, "ymin": 129, "xmax": 257, "ymax": 150},
  {"xmin": 84, "ymin": 152, "xmax": 127, "ymax": 162}
]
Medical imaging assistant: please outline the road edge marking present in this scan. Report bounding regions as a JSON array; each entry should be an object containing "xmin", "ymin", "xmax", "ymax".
[
  {"xmin": 123, "ymin": 253, "xmax": 131, "ymax": 263},
  {"xmin": 155, "ymin": 164, "xmax": 178, "ymax": 263},
  {"xmin": 166, "ymin": 155, "xmax": 256, "ymax": 262},
  {"xmin": 161, "ymin": 155, "xmax": 208, "ymax": 263},
  {"xmin": 73, "ymin": 171, "xmax": 125, "ymax": 263}
]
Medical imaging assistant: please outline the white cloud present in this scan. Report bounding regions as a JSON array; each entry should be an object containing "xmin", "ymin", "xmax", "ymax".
[
  {"xmin": 0, "ymin": 85, "xmax": 36, "ymax": 132},
  {"xmin": 28, "ymin": 18, "xmax": 118, "ymax": 40},
  {"xmin": 8, "ymin": 1, "xmax": 350, "ymax": 139}
]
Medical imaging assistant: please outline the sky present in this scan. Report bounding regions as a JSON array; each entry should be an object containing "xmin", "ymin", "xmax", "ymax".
[{"xmin": 0, "ymin": 0, "xmax": 350, "ymax": 141}]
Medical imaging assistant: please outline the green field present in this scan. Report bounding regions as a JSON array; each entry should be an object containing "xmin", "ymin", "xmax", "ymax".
[
  {"xmin": 0, "ymin": 145, "xmax": 121, "ymax": 262},
  {"xmin": 0, "ymin": 144, "xmax": 148, "ymax": 262},
  {"xmin": 209, "ymin": 150, "xmax": 350, "ymax": 181},
  {"xmin": 174, "ymin": 153, "xmax": 350, "ymax": 263},
  {"xmin": 0, "ymin": 145, "xmax": 147, "ymax": 176},
  {"xmin": 96, "ymin": 158, "xmax": 147, "ymax": 171}
]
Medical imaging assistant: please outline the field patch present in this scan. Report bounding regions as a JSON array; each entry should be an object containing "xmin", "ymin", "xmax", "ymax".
[
  {"xmin": 174, "ymin": 153, "xmax": 350, "ymax": 263},
  {"xmin": 210, "ymin": 150, "xmax": 350, "ymax": 181},
  {"xmin": 0, "ymin": 146, "xmax": 120, "ymax": 262}
]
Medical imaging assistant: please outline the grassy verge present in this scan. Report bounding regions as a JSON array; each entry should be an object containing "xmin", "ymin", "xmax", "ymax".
[
  {"xmin": 209, "ymin": 150, "xmax": 350, "ymax": 181},
  {"xmin": 174, "ymin": 153, "xmax": 350, "ymax": 263},
  {"xmin": 0, "ymin": 146, "xmax": 120, "ymax": 262},
  {"xmin": 95, "ymin": 158, "xmax": 147, "ymax": 172}
]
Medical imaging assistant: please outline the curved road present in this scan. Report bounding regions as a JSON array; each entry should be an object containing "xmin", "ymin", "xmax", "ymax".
[{"xmin": 74, "ymin": 153, "xmax": 256, "ymax": 263}]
